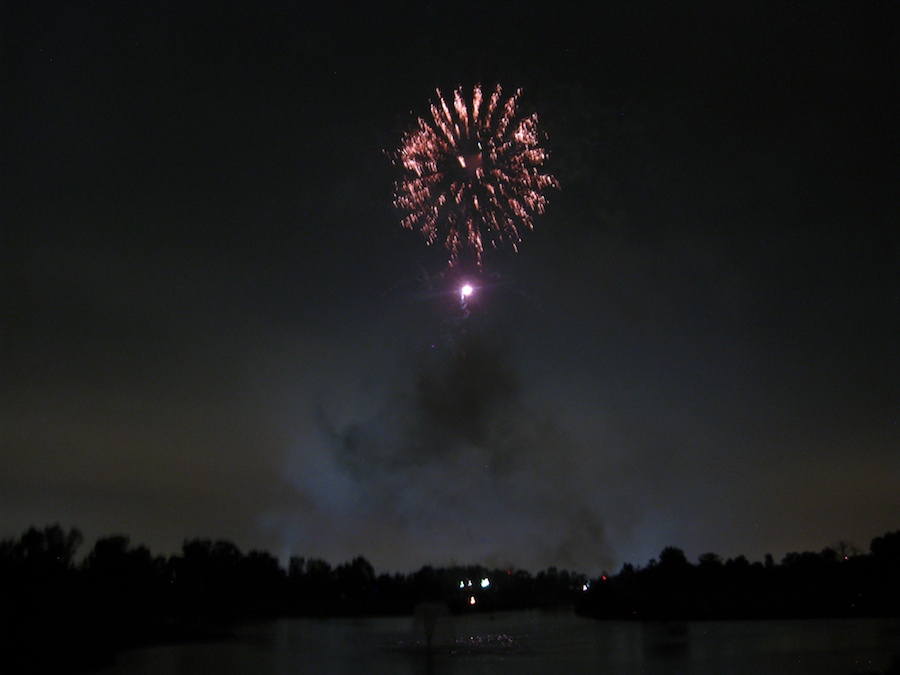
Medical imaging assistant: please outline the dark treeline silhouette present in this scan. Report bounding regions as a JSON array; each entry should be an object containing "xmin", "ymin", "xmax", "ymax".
[
  {"xmin": 1, "ymin": 525, "xmax": 898, "ymax": 672},
  {"xmin": 576, "ymin": 533, "xmax": 900, "ymax": 621},
  {"xmin": 0, "ymin": 525, "xmax": 588, "ymax": 672}
]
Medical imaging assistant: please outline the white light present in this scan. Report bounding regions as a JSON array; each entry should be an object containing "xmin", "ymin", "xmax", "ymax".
[
  {"xmin": 469, "ymin": 596, "xmax": 477, "ymax": 605},
  {"xmin": 480, "ymin": 577, "xmax": 490, "ymax": 588},
  {"xmin": 460, "ymin": 284, "xmax": 474, "ymax": 300}
]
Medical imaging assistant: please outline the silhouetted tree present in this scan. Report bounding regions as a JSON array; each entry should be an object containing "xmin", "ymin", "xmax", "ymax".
[
  {"xmin": 288, "ymin": 557, "xmax": 338, "ymax": 615},
  {"xmin": 334, "ymin": 556, "xmax": 376, "ymax": 613},
  {"xmin": 12, "ymin": 524, "xmax": 83, "ymax": 570},
  {"xmin": 0, "ymin": 526, "xmax": 96, "ymax": 672},
  {"xmin": 697, "ymin": 552, "xmax": 723, "ymax": 568},
  {"xmin": 871, "ymin": 531, "xmax": 900, "ymax": 564},
  {"xmin": 173, "ymin": 538, "xmax": 246, "ymax": 620},
  {"xmin": 658, "ymin": 546, "xmax": 689, "ymax": 570},
  {"xmin": 83, "ymin": 534, "xmax": 167, "ymax": 624},
  {"xmin": 238, "ymin": 549, "xmax": 287, "ymax": 616}
]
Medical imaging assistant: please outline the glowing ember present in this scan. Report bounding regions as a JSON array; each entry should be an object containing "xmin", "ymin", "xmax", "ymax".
[{"xmin": 392, "ymin": 84, "xmax": 558, "ymax": 267}]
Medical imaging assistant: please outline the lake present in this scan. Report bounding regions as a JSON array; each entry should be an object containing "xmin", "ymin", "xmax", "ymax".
[{"xmin": 104, "ymin": 610, "xmax": 900, "ymax": 674}]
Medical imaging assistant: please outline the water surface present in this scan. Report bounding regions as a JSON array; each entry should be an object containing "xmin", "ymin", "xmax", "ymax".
[{"xmin": 104, "ymin": 611, "xmax": 900, "ymax": 674}]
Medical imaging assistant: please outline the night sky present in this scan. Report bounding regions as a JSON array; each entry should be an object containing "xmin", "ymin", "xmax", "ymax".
[{"xmin": 2, "ymin": 1, "xmax": 898, "ymax": 574}]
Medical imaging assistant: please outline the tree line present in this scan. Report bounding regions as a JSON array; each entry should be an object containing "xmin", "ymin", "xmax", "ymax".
[
  {"xmin": 576, "ymin": 532, "xmax": 900, "ymax": 620},
  {"xmin": 1, "ymin": 525, "xmax": 898, "ymax": 672}
]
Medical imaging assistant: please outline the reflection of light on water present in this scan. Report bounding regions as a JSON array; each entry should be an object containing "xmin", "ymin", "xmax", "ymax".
[
  {"xmin": 394, "ymin": 631, "xmax": 520, "ymax": 656},
  {"xmin": 452, "ymin": 632, "xmax": 518, "ymax": 655},
  {"xmin": 403, "ymin": 605, "xmax": 528, "ymax": 657}
]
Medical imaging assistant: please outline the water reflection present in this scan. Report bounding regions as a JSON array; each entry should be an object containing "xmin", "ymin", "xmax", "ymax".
[
  {"xmin": 642, "ymin": 621, "xmax": 690, "ymax": 659},
  {"xmin": 105, "ymin": 611, "xmax": 900, "ymax": 675}
]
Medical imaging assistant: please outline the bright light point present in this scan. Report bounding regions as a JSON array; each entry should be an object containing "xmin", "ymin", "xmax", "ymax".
[
  {"xmin": 469, "ymin": 596, "xmax": 477, "ymax": 605},
  {"xmin": 459, "ymin": 580, "xmax": 465, "ymax": 589},
  {"xmin": 460, "ymin": 284, "xmax": 474, "ymax": 300},
  {"xmin": 480, "ymin": 577, "xmax": 490, "ymax": 588}
]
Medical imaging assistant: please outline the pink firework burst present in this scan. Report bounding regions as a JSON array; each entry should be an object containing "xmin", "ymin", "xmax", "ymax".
[{"xmin": 393, "ymin": 84, "xmax": 559, "ymax": 267}]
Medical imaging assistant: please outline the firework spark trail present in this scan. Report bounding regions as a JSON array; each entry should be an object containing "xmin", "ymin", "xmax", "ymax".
[{"xmin": 393, "ymin": 84, "xmax": 559, "ymax": 267}]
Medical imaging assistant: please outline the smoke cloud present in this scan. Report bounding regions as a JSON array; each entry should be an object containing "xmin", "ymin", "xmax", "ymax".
[{"xmin": 278, "ymin": 322, "xmax": 614, "ymax": 574}]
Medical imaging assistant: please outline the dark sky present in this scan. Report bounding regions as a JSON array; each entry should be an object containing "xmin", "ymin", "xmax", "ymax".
[{"xmin": 2, "ymin": 1, "xmax": 898, "ymax": 573}]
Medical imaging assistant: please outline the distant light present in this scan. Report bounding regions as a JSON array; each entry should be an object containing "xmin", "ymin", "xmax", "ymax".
[
  {"xmin": 480, "ymin": 577, "xmax": 490, "ymax": 588},
  {"xmin": 469, "ymin": 596, "xmax": 477, "ymax": 605},
  {"xmin": 582, "ymin": 582, "xmax": 590, "ymax": 592},
  {"xmin": 460, "ymin": 283, "xmax": 474, "ymax": 300},
  {"xmin": 459, "ymin": 580, "xmax": 465, "ymax": 589}
]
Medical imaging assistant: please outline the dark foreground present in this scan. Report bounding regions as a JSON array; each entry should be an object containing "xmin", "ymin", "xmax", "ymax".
[{"xmin": 1, "ymin": 526, "xmax": 897, "ymax": 673}]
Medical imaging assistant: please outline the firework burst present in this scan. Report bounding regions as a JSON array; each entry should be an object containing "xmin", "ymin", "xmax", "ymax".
[{"xmin": 393, "ymin": 84, "xmax": 559, "ymax": 267}]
